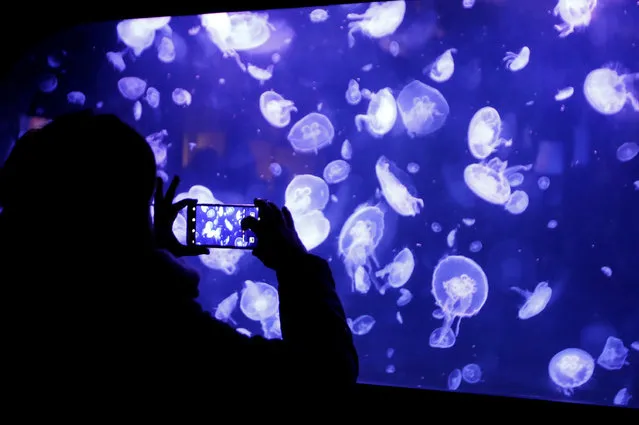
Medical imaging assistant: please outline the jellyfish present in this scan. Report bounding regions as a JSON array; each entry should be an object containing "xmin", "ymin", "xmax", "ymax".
[
  {"xmin": 117, "ymin": 76, "xmax": 147, "ymax": 100},
  {"xmin": 553, "ymin": 0, "xmax": 598, "ymax": 38},
  {"xmin": 354, "ymin": 88, "xmax": 397, "ymax": 137},
  {"xmin": 239, "ymin": 280, "xmax": 279, "ymax": 322},
  {"xmin": 157, "ymin": 37, "xmax": 176, "ymax": 63},
  {"xmin": 396, "ymin": 80, "xmax": 450, "ymax": 137},
  {"xmin": 583, "ymin": 67, "xmax": 639, "ymax": 115},
  {"xmin": 106, "ymin": 51, "xmax": 126, "ymax": 72},
  {"xmin": 354, "ymin": 266, "xmax": 372, "ymax": 294},
  {"xmin": 133, "ymin": 101, "xmax": 142, "ymax": 121},
  {"xmin": 269, "ymin": 162, "xmax": 282, "ymax": 176},
  {"xmin": 284, "ymin": 174, "xmax": 330, "ymax": 216},
  {"xmin": 463, "ymin": 0, "xmax": 475, "ymax": 8},
  {"xmin": 247, "ymin": 63, "xmax": 274, "ymax": 84},
  {"xmin": 503, "ymin": 46, "xmax": 530, "ymax": 72},
  {"xmin": 469, "ymin": 241, "xmax": 482, "ymax": 253},
  {"xmin": 504, "ymin": 190, "xmax": 530, "ymax": 215},
  {"xmin": 39, "ymin": 74, "xmax": 58, "ymax": 93},
  {"xmin": 291, "ymin": 210, "xmax": 331, "ymax": 251},
  {"xmin": 407, "ymin": 162, "xmax": 419, "ymax": 174},
  {"xmin": 323, "ymin": 160, "xmax": 351, "ymax": 184},
  {"xmin": 200, "ymin": 248, "xmax": 245, "ymax": 275},
  {"xmin": 67, "ymin": 91, "xmax": 86, "ymax": 106},
  {"xmin": 596, "ymin": 336, "xmax": 629, "ymax": 371},
  {"xmin": 510, "ymin": 281, "xmax": 552, "ymax": 319},
  {"xmin": 145, "ymin": 129, "xmax": 169, "ymax": 167},
  {"xmin": 287, "ymin": 113, "xmax": 335, "ymax": 154},
  {"xmin": 214, "ymin": 292, "xmax": 239, "ymax": 324},
  {"xmin": 613, "ymin": 388, "xmax": 632, "ymax": 406},
  {"xmin": 507, "ymin": 173, "xmax": 524, "ymax": 187},
  {"xmin": 172, "ymin": 88, "xmax": 192, "ymax": 107},
  {"xmin": 461, "ymin": 363, "xmax": 482, "ymax": 383},
  {"xmin": 145, "ymin": 87, "xmax": 160, "ymax": 108},
  {"xmin": 426, "ymin": 48, "xmax": 457, "ymax": 83},
  {"xmin": 538, "ymin": 176, "xmax": 551, "ymax": 190},
  {"xmin": 375, "ymin": 155, "xmax": 424, "ymax": 216},
  {"xmin": 341, "ymin": 139, "xmax": 353, "ymax": 160},
  {"xmin": 260, "ymin": 312, "xmax": 282, "ymax": 340},
  {"xmin": 117, "ymin": 18, "xmax": 168, "ymax": 56},
  {"xmin": 345, "ymin": 79, "xmax": 362, "ymax": 105},
  {"xmin": 429, "ymin": 255, "xmax": 489, "ymax": 349},
  {"xmin": 548, "ymin": 348, "xmax": 595, "ymax": 395},
  {"xmin": 346, "ymin": 1, "xmax": 406, "ymax": 48},
  {"xmin": 555, "ymin": 87, "xmax": 574, "ymax": 101},
  {"xmin": 396, "ymin": 288, "xmax": 413, "ymax": 306},
  {"xmin": 309, "ymin": 9, "xmax": 329, "ymax": 23},
  {"xmin": 338, "ymin": 204, "xmax": 386, "ymax": 292},
  {"xmin": 616, "ymin": 142, "xmax": 638, "ymax": 163},
  {"xmin": 259, "ymin": 90, "xmax": 297, "ymax": 128},
  {"xmin": 375, "ymin": 247, "xmax": 415, "ymax": 292},
  {"xmin": 448, "ymin": 368, "xmax": 462, "ymax": 390},
  {"xmin": 463, "ymin": 159, "xmax": 512, "ymax": 205},
  {"xmin": 467, "ymin": 106, "xmax": 512, "ymax": 160},
  {"xmin": 347, "ymin": 315, "xmax": 376, "ymax": 336}
]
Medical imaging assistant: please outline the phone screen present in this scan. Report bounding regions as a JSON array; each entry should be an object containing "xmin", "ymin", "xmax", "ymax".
[{"xmin": 187, "ymin": 204, "xmax": 258, "ymax": 249}]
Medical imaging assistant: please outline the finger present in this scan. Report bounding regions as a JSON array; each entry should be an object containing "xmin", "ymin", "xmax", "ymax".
[
  {"xmin": 282, "ymin": 206, "xmax": 295, "ymax": 229},
  {"xmin": 241, "ymin": 216, "xmax": 260, "ymax": 232},
  {"xmin": 165, "ymin": 176, "xmax": 180, "ymax": 201},
  {"xmin": 188, "ymin": 246, "xmax": 209, "ymax": 256},
  {"xmin": 267, "ymin": 201, "xmax": 285, "ymax": 226},
  {"xmin": 173, "ymin": 198, "xmax": 196, "ymax": 213},
  {"xmin": 154, "ymin": 177, "xmax": 164, "ymax": 203},
  {"xmin": 254, "ymin": 198, "xmax": 274, "ymax": 222}
]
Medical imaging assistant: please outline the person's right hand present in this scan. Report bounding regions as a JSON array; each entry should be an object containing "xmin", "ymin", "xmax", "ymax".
[{"xmin": 241, "ymin": 199, "xmax": 307, "ymax": 271}]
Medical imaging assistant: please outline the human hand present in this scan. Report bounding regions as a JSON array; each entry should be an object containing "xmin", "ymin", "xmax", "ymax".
[
  {"xmin": 241, "ymin": 199, "xmax": 307, "ymax": 271},
  {"xmin": 153, "ymin": 175, "xmax": 209, "ymax": 258}
]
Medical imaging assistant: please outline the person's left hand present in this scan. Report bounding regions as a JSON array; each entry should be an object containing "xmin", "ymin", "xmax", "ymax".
[{"xmin": 153, "ymin": 175, "xmax": 209, "ymax": 258}]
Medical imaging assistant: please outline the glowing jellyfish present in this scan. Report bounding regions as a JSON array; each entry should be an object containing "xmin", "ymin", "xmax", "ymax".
[
  {"xmin": 239, "ymin": 280, "xmax": 279, "ymax": 322},
  {"xmin": 548, "ymin": 348, "xmax": 595, "ymax": 395},
  {"xmin": 309, "ymin": 9, "xmax": 329, "ymax": 23},
  {"xmin": 201, "ymin": 12, "xmax": 273, "ymax": 54},
  {"xmin": 39, "ymin": 74, "xmax": 58, "ymax": 93},
  {"xmin": 407, "ymin": 162, "xmax": 419, "ymax": 173},
  {"xmin": 448, "ymin": 368, "xmax": 462, "ymax": 390},
  {"xmin": 396, "ymin": 288, "xmax": 413, "ymax": 306},
  {"xmin": 261, "ymin": 312, "xmax": 282, "ymax": 340},
  {"xmin": 596, "ymin": 336, "xmax": 629, "ymax": 371},
  {"xmin": 429, "ymin": 255, "xmax": 488, "ymax": 349},
  {"xmin": 375, "ymin": 247, "xmax": 415, "ymax": 291},
  {"xmin": 426, "ymin": 48, "xmax": 457, "ymax": 83},
  {"xmin": 510, "ymin": 281, "xmax": 552, "ymax": 319},
  {"xmin": 67, "ymin": 91, "xmax": 86, "ymax": 106},
  {"xmin": 172, "ymin": 88, "xmax": 192, "ymax": 106},
  {"xmin": 287, "ymin": 113, "xmax": 335, "ymax": 154},
  {"xmin": 345, "ymin": 79, "xmax": 362, "ymax": 105},
  {"xmin": 341, "ymin": 139, "xmax": 353, "ymax": 160},
  {"xmin": 375, "ymin": 155, "xmax": 423, "ymax": 216},
  {"xmin": 118, "ymin": 77, "xmax": 147, "ymax": 101},
  {"xmin": 354, "ymin": 266, "xmax": 372, "ymax": 294},
  {"xmin": 503, "ymin": 46, "xmax": 530, "ymax": 72},
  {"xmin": 613, "ymin": 388, "xmax": 632, "ymax": 406},
  {"xmin": 284, "ymin": 174, "xmax": 330, "ymax": 216},
  {"xmin": 117, "ymin": 18, "xmax": 170, "ymax": 56},
  {"xmin": 259, "ymin": 90, "xmax": 297, "ymax": 128},
  {"xmin": 247, "ymin": 63, "xmax": 273, "ymax": 85},
  {"xmin": 269, "ymin": 162, "xmax": 282, "ymax": 176},
  {"xmin": 214, "ymin": 292, "xmax": 238, "ymax": 324},
  {"xmin": 338, "ymin": 204, "xmax": 386, "ymax": 292},
  {"xmin": 106, "ymin": 51, "xmax": 126, "ymax": 72},
  {"xmin": 145, "ymin": 87, "xmax": 160, "ymax": 108},
  {"xmin": 553, "ymin": 0, "xmax": 598, "ymax": 38},
  {"xmin": 355, "ymin": 88, "xmax": 398, "ymax": 137},
  {"xmin": 346, "ymin": 0, "xmax": 406, "ymax": 48},
  {"xmin": 616, "ymin": 142, "xmax": 638, "ymax": 163},
  {"xmin": 347, "ymin": 315, "xmax": 376, "ymax": 336},
  {"xmin": 396, "ymin": 80, "xmax": 450, "ymax": 137},
  {"xmin": 538, "ymin": 176, "xmax": 550, "ymax": 190},
  {"xmin": 461, "ymin": 363, "xmax": 482, "ymax": 383},
  {"xmin": 467, "ymin": 106, "xmax": 512, "ymax": 160},
  {"xmin": 504, "ymin": 190, "xmax": 530, "ymax": 215},
  {"xmin": 145, "ymin": 129, "xmax": 169, "ymax": 167},
  {"xmin": 583, "ymin": 67, "xmax": 639, "ymax": 115},
  {"xmin": 291, "ymin": 210, "xmax": 331, "ymax": 251},
  {"xmin": 323, "ymin": 160, "xmax": 351, "ymax": 184},
  {"xmin": 463, "ymin": 0, "xmax": 475, "ymax": 8},
  {"xmin": 507, "ymin": 173, "xmax": 524, "ymax": 187},
  {"xmin": 463, "ymin": 159, "xmax": 512, "ymax": 205},
  {"xmin": 133, "ymin": 101, "xmax": 142, "ymax": 121},
  {"xmin": 555, "ymin": 87, "xmax": 574, "ymax": 101}
]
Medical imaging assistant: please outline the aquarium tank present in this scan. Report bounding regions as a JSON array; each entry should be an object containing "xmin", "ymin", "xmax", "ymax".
[{"xmin": 1, "ymin": 0, "xmax": 638, "ymax": 409}]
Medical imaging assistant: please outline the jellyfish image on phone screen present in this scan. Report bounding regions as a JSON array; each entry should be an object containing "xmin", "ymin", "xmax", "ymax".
[
  {"xmin": 195, "ymin": 205, "xmax": 257, "ymax": 248},
  {"xmin": 429, "ymin": 255, "xmax": 488, "ymax": 349}
]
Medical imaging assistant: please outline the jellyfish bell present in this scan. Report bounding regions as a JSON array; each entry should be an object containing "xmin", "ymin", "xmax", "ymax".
[
  {"xmin": 284, "ymin": 174, "xmax": 330, "ymax": 216},
  {"xmin": 583, "ymin": 65, "xmax": 639, "ymax": 115},
  {"xmin": 375, "ymin": 155, "xmax": 423, "ymax": 216},
  {"xmin": 548, "ymin": 348, "xmax": 595, "ymax": 395},
  {"xmin": 463, "ymin": 160, "xmax": 512, "ymax": 205},
  {"xmin": 467, "ymin": 106, "xmax": 512, "ymax": 160},
  {"xmin": 396, "ymin": 80, "xmax": 450, "ymax": 137}
]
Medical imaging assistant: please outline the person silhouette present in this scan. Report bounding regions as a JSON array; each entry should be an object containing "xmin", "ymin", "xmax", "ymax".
[{"xmin": 0, "ymin": 111, "xmax": 358, "ymax": 401}]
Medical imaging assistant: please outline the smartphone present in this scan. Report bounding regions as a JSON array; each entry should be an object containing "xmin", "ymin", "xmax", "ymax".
[{"xmin": 187, "ymin": 203, "xmax": 259, "ymax": 249}]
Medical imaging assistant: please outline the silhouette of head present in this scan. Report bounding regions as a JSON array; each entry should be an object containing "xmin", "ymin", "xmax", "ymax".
[{"xmin": 0, "ymin": 110, "xmax": 157, "ymax": 248}]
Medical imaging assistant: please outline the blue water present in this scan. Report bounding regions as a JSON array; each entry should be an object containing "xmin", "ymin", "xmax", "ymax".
[{"xmin": 2, "ymin": 0, "xmax": 638, "ymax": 409}]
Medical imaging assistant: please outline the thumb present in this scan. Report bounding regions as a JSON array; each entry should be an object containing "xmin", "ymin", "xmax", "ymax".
[
  {"xmin": 241, "ymin": 216, "xmax": 259, "ymax": 232},
  {"xmin": 282, "ymin": 206, "xmax": 295, "ymax": 229}
]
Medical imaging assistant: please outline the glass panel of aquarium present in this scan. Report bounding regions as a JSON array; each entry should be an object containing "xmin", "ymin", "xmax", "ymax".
[{"xmin": 2, "ymin": 0, "xmax": 638, "ymax": 409}]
